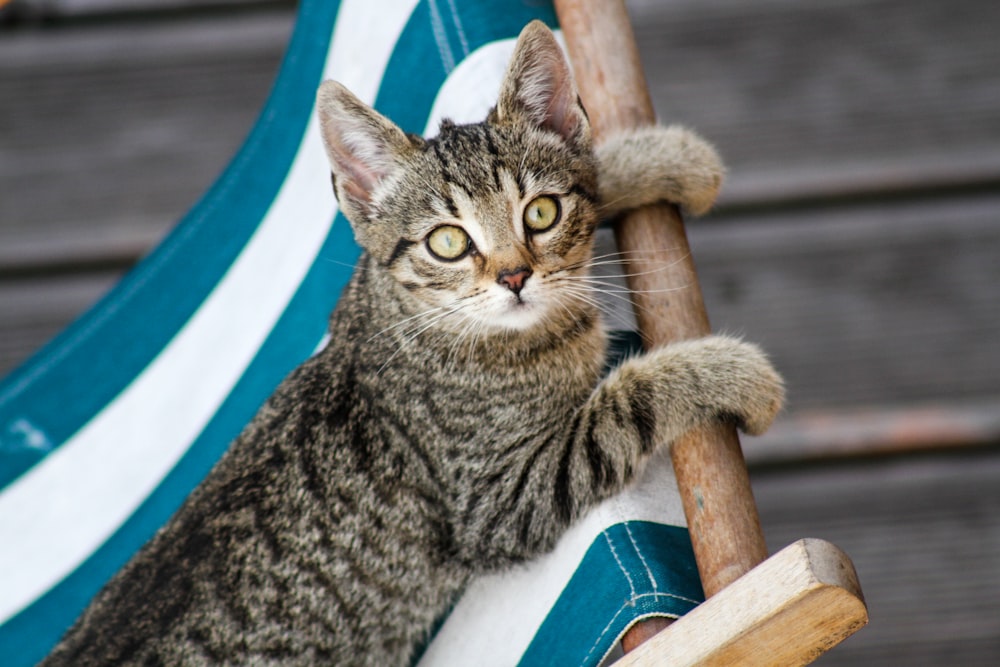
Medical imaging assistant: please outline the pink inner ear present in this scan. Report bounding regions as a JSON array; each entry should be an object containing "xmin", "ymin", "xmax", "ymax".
[
  {"xmin": 341, "ymin": 173, "xmax": 375, "ymax": 209},
  {"xmin": 326, "ymin": 129, "xmax": 388, "ymax": 211},
  {"xmin": 541, "ymin": 75, "xmax": 581, "ymax": 140},
  {"xmin": 339, "ymin": 147, "xmax": 381, "ymax": 198},
  {"xmin": 517, "ymin": 49, "xmax": 583, "ymax": 143}
]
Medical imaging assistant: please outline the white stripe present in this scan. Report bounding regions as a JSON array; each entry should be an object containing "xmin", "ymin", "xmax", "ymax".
[
  {"xmin": 423, "ymin": 31, "xmax": 569, "ymax": 132},
  {"xmin": 444, "ymin": 0, "xmax": 470, "ymax": 57},
  {"xmin": 425, "ymin": 37, "xmax": 516, "ymax": 132},
  {"xmin": 427, "ymin": 0, "xmax": 457, "ymax": 73},
  {"xmin": 0, "ymin": 0, "xmax": 419, "ymax": 625}
]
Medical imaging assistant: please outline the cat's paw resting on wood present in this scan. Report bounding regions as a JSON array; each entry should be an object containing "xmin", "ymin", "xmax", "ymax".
[
  {"xmin": 41, "ymin": 20, "xmax": 781, "ymax": 667},
  {"xmin": 597, "ymin": 124, "xmax": 724, "ymax": 218}
]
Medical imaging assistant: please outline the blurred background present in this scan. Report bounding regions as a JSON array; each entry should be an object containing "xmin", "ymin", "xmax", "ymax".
[{"xmin": 2, "ymin": 0, "xmax": 998, "ymax": 662}]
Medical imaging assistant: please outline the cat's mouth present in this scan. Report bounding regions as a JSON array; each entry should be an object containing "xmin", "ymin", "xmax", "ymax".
[{"xmin": 494, "ymin": 294, "xmax": 545, "ymax": 331}]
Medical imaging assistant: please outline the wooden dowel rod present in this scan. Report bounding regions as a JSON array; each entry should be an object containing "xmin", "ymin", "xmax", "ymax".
[{"xmin": 553, "ymin": 0, "xmax": 769, "ymax": 648}]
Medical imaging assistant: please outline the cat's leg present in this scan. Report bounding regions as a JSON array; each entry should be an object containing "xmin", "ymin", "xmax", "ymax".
[
  {"xmin": 550, "ymin": 335, "xmax": 782, "ymax": 519},
  {"xmin": 596, "ymin": 125, "xmax": 724, "ymax": 218},
  {"xmin": 458, "ymin": 335, "xmax": 782, "ymax": 567}
]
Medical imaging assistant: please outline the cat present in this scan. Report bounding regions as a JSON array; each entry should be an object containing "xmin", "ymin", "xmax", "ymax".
[{"xmin": 41, "ymin": 20, "xmax": 783, "ymax": 667}]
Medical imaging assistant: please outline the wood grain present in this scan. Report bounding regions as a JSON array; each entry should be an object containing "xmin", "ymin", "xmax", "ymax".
[
  {"xmin": 554, "ymin": 0, "xmax": 767, "ymax": 609},
  {"xmin": 613, "ymin": 539, "xmax": 868, "ymax": 667}
]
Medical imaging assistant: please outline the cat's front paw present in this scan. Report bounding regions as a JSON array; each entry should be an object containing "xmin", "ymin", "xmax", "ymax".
[
  {"xmin": 685, "ymin": 335, "xmax": 784, "ymax": 436},
  {"xmin": 647, "ymin": 125, "xmax": 724, "ymax": 216},
  {"xmin": 596, "ymin": 125, "xmax": 724, "ymax": 218},
  {"xmin": 631, "ymin": 335, "xmax": 783, "ymax": 441}
]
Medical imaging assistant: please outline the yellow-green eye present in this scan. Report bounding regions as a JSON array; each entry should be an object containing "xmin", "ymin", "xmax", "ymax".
[
  {"xmin": 524, "ymin": 195, "xmax": 561, "ymax": 232},
  {"xmin": 426, "ymin": 225, "xmax": 470, "ymax": 261}
]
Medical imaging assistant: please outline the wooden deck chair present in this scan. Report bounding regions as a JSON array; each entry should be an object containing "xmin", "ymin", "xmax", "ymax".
[{"xmin": 0, "ymin": 0, "xmax": 865, "ymax": 665}]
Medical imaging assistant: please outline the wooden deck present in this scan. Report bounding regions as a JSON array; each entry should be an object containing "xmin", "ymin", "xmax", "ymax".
[{"xmin": 2, "ymin": 0, "xmax": 999, "ymax": 663}]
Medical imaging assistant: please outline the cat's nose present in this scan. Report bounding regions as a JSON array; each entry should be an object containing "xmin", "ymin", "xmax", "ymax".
[{"xmin": 497, "ymin": 266, "xmax": 533, "ymax": 295}]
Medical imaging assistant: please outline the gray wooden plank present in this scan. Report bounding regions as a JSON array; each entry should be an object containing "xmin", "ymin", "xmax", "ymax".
[
  {"xmin": 1, "ymin": 0, "xmax": 289, "ymax": 22},
  {"xmin": 749, "ymin": 398, "xmax": 1000, "ymax": 465},
  {"xmin": 753, "ymin": 450, "xmax": 1000, "ymax": 665},
  {"xmin": 690, "ymin": 192, "xmax": 1000, "ymax": 410},
  {"xmin": 627, "ymin": 0, "xmax": 1000, "ymax": 206},
  {"xmin": 0, "ymin": 9, "xmax": 293, "ymax": 254}
]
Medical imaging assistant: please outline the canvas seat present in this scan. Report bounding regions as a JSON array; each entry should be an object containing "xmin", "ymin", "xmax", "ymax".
[{"xmin": 0, "ymin": 1, "xmax": 703, "ymax": 665}]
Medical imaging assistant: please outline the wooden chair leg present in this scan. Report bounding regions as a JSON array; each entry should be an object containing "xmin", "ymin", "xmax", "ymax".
[{"xmin": 553, "ymin": 1, "xmax": 868, "ymax": 661}]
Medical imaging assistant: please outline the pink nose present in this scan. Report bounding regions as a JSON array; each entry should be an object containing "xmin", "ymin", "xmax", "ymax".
[{"xmin": 497, "ymin": 266, "xmax": 533, "ymax": 295}]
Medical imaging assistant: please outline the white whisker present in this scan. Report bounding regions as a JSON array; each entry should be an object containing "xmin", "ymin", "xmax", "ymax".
[{"xmin": 367, "ymin": 303, "xmax": 455, "ymax": 343}]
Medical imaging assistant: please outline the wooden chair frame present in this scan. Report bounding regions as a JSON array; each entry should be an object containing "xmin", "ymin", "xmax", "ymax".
[{"xmin": 553, "ymin": 1, "xmax": 869, "ymax": 663}]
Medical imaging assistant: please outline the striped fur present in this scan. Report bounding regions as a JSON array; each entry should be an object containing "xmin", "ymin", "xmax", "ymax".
[{"xmin": 41, "ymin": 22, "xmax": 781, "ymax": 666}]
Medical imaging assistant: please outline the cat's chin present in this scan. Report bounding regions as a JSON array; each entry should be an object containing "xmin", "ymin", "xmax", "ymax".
[
  {"xmin": 483, "ymin": 300, "xmax": 549, "ymax": 333},
  {"xmin": 494, "ymin": 310, "xmax": 544, "ymax": 332}
]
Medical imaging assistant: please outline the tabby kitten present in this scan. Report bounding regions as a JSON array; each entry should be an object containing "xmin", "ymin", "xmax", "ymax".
[{"xmin": 42, "ymin": 21, "xmax": 783, "ymax": 667}]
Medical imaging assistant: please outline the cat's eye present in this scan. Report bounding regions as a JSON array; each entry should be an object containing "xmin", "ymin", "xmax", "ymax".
[
  {"xmin": 426, "ymin": 225, "xmax": 471, "ymax": 261},
  {"xmin": 524, "ymin": 195, "xmax": 561, "ymax": 233}
]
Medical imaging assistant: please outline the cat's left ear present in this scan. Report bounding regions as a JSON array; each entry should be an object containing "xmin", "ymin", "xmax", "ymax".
[
  {"xmin": 494, "ymin": 21, "xmax": 590, "ymax": 149},
  {"xmin": 316, "ymin": 81, "xmax": 415, "ymax": 225}
]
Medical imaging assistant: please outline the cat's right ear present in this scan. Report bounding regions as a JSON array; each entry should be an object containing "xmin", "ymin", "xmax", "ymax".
[
  {"xmin": 494, "ymin": 21, "xmax": 590, "ymax": 150},
  {"xmin": 316, "ymin": 81, "xmax": 413, "ymax": 224}
]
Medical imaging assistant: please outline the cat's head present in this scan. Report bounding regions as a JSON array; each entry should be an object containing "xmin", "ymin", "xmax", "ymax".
[{"xmin": 317, "ymin": 21, "xmax": 599, "ymax": 334}]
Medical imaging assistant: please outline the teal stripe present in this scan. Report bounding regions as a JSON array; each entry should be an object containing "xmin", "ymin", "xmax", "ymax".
[
  {"xmin": 0, "ymin": 219, "xmax": 357, "ymax": 667},
  {"xmin": 0, "ymin": 0, "xmax": 336, "ymax": 491},
  {"xmin": 0, "ymin": 0, "xmax": 343, "ymax": 663},
  {"xmin": 518, "ymin": 522, "xmax": 704, "ymax": 667}
]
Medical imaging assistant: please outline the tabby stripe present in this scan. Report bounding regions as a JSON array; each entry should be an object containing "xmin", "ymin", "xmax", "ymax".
[
  {"xmin": 462, "ymin": 430, "xmax": 535, "ymax": 527},
  {"xmin": 367, "ymin": 395, "xmax": 449, "ymax": 498},
  {"xmin": 482, "ymin": 129, "xmax": 502, "ymax": 189},
  {"xmin": 495, "ymin": 437, "xmax": 551, "ymax": 533},
  {"xmin": 443, "ymin": 194, "xmax": 460, "ymax": 219},
  {"xmin": 517, "ymin": 508, "xmax": 535, "ymax": 553},
  {"xmin": 411, "ymin": 261, "xmax": 450, "ymax": 280},
  {"xmin": 569, "ymin": 182, "xmax": 598, "ymax": 204},
  {"xmin": 296, "ymin": 429, "xmax": 332, "ymax": 503},
  {"xmin": 582, "ymin": 412, "xmax": 612, "ymax": 490},
  {"xmin": 299, "ymin": 556, "xmax": 357, "ymax": 620},
  {"xmin": 628, "ymin": 377, "xmax": 657, "ymax": 454},
  {"xmin": 553, "ymin": 411, "xmax": 584, "ymax": 524},
  {"xmin": 609, "ymin": 392, "xmax": 628, "ymax": 429},
  {"xmin": 385, "ymin": 238, "xmax": 416, "ymax": 267},
  {"xmin": 496, "ymin": 434, "xmax": 534, "ymax": 461},
  {"xmin": 460, "ymin": 462, "xmax": 508, "ymax": 533},
  {"xmin": 515, "ymin": 171, "xmax": 527, "ymax": 200},
  {"xmin": 396, "ymin": 432, "xmax": 447, "ymax": 495},
  {"xmin": 569, "ymin": 309, "xmax": 595, "ymax": 340},
  {"xmin": 431, "ymin": 140, "xmax": 466, "ymax": 196},
  {"xmin": 354, "ymin": 253, "xmax": 373, "ymax": 289},
  {"xmin": 187, "ymin": 626, "xmax": 227, "ymax": 663}
]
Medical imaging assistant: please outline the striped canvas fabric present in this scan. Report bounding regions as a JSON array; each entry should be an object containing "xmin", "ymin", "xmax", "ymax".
[{"xmin": 0, "ymin": 1, "xmax": 703, "ymax": 665}]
